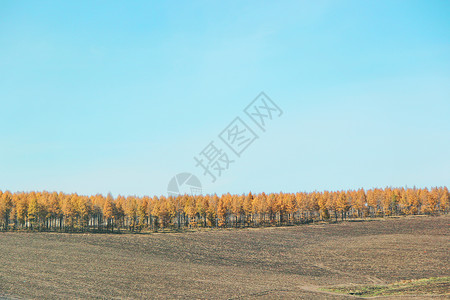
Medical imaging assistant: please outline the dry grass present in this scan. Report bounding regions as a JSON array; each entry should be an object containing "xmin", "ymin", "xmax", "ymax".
[
  {"xmin": 0, "ymin": 215, "xmax": 448, "ymax": 299},
  {"xmin": 322, "ymin": 277, "xmax": 450, "ymax": 297}
]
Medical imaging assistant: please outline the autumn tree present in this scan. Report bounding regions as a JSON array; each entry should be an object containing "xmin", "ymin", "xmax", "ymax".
[
  {"xmin": 217, "ymin": 194, "xmax": 227, "ymax": 227},
  {"xmin": 196, "ymin": 195, "xmax": 208, "ymax": 227},
  {"xmin": 336, "ymin": 191, "xmax": 350, "ymax": 220},
  {"xmin": 243, "ymin": 192, "xmax": 253, "ymax": 226},
  {"xmin": 285, "ymin": 193, "xmax": 297, "ymax": 224},
  {"xmin": 27, "ymin": 193, "xmax": 40, "ymax": 230},
  {"xmin": 439, "ymin": 187, "xmax": 449, "ymax": 213},
  {"xmin": 0, "ymin": 191, "xmax": 13, "ymax": 230},
  {"xmin": 318, "ymin": 191, "xmax": 330, "ymax": 220},
  {"xmin": 0, "ymin": 186, "xmax": 446, "ymax": 232},
  {"xmin": 103, "ymin": 193, "xmax": 116, "ymax": 232},
  {"xmin": 138, "ymin": 197, "xmax": 149, "ymax": 230},
  {"xmin": 207, "ymin": 194, "xmax": 218, "ymax": 227}
]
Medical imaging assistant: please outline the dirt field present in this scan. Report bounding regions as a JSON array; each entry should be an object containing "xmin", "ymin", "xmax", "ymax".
[{"xmin": 0, "ymin": 215, "xmax": 448, "ymax": 299}]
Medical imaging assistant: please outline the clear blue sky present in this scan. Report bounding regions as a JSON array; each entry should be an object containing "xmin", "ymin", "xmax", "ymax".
[{"xmin": 1, "ymin": 0, "xmax": 449, "ymax": 197}]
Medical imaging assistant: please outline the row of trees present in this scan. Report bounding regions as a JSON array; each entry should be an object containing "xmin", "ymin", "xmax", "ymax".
[{"xmin": 0, "ymin": 187, "xmax": 448, "ymax": 232}]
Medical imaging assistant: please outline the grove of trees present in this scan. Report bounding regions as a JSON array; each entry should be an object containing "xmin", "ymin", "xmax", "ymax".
[{"xmin": 0, "ymin": 187, "xmax": 448, "ymax": 232}]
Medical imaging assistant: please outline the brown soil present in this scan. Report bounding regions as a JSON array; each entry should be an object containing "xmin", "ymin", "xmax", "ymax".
[{"xmin": 0, "ymin": 215, "xmax": 448, "ymax": 299}]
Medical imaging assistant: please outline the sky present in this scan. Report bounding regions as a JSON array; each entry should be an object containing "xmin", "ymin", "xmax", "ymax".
[{"xmin": 0, "ymin": 0, "xmax": 449, "ymax": 197}]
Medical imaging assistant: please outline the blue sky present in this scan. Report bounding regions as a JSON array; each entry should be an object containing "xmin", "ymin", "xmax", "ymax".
[{"xmin": 0, "ymin": 0, "xmax": 449, "ymax": 197}]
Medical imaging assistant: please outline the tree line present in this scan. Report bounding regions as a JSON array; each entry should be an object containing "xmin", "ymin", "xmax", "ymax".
[{"xmin": 0, "ymin": 187, "xmax": 448, "ymax": 232}]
